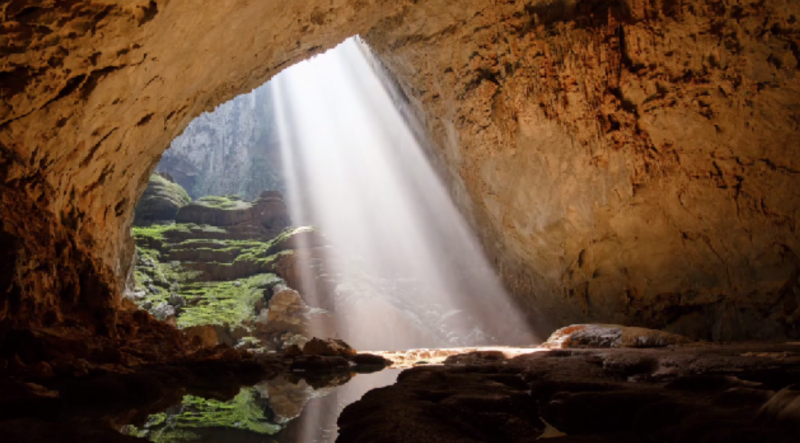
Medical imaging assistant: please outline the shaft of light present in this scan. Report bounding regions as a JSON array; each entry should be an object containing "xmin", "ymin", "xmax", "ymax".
[{"xmin": 272, "ymin": 37, "xmax": 536, "ymax": 350}]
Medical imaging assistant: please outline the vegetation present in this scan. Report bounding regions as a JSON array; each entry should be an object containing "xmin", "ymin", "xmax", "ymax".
[
  {"xmin": 133, "ymin": 174, "xmax": 192, "ymax": 226},
  {"xmin": 176, "ymin": 274, "xmax": 280, "ymax": 328},
  {"xmin": 150, "ymin": 173, "xmax": 192, "ymax": 205},
  {"xmin": 194, "ymin": 195, "xmax": 250, "ymax": 210},
  {"xmin": 120, "ymin": 388, "xmax": 282, "ymax": 442},
  {"xmin": 130, "ymin": 188, "xmax": 317, "ymax": 351}
]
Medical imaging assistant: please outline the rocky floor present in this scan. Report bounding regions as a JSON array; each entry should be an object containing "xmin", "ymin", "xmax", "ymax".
[
  {"xmin": 338, "ymin": 343, "xmax": 800, "ymax": 443},
  {"xmin": 3, "ymin": 332, "xmax": 800, "ymax": 442}
]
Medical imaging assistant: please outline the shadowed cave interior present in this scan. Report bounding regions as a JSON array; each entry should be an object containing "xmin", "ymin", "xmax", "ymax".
[{"xmin": 1, "ymin": 0, "xmax": 800, "ymax": 442}]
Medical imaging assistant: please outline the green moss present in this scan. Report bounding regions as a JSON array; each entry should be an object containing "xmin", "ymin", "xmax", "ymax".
[
  {"xmin": 195, "ymin": 195, "xmax": 250, "ymax": 210},
  {"xmin": 150, "ymin": 173, "xmax": 192, "ymax": 204},
  {"xmin": 122, "ymin": 387, "xmax": 282, "ymax": 441},
  {"xmin": 176, "ymin": 274, "xmax": 274, "ymax": 329},
  {"xmin": 179, "ymin": 388, "xmax": 280, "ymax": 434}
]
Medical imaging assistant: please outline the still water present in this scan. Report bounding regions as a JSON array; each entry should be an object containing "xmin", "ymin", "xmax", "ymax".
[{"xmin": 120, "ymin": 369, "xmax": 401, "ymax": 443}]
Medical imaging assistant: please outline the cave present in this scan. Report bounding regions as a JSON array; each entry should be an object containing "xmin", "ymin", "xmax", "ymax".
[{"xmin": 1, "ymin": 0, "xmax": 800, "ymax": 442}]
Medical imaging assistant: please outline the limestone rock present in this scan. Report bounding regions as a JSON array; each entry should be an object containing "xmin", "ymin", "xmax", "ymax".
[
  {"xmin": 174, "ymin": 192, "xmax": 290, "ymax": 237},
  {"xmin": 133, "ymin": 173, "xmax": 192, "ymax": 226},
  {"xmin": 302, "ymin": 337, "xmax": 356, "ymax": 357},
  {"xmin": 259, "ymin": 285, "xmax": 336, "ymax": 349},
  {"xmin": 349, "ymin": 353, "xmax": 392, "ymax": 367},
  {"xmin": 184, "ymin": 325, "xmax": 219, "ymax": 348},
  {"xmin": 152, "ymin": 303, "xmax": 175, "ymax": 322},
  {"xmin": 542, "ymin": 324, "xmax": 692, "ymax": 349}
]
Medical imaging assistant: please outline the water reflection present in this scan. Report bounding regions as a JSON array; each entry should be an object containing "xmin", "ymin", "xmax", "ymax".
[{"xmin": 121, "ymin": 369, "xmax": 401, "ymax": 443}]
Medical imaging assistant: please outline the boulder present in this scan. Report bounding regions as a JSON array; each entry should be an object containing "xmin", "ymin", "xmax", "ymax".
[
  {"xmin": 349, "ymin": 353, "xmax": 392, "ymax": 367},
  {"xmin": 174, "ymin": 192, "xmax": 290, "ymax": 236},
  {"xmin": 168, "ymin": 293, "xmax": 186, "ymax": 309},
  {"xmin": 302, "ymin": 337, "xmax": 356, "ymax": 357},
  {"xmin": 542, "ymin": 324, "xmax": 692, "ymax": 349},
  {"xmin": 133, "ymin": 173, "xmax": 192, "ymax": 226},
  {"xmin": 152, "ymin": 303, "xmax": 176, "ymax": 322},
  {"xmin": 290, "ymin": 355, "xmax": 350, "ymax": 372},
  {"xmin": 175, "ymin": 196, "xmax": 254, "ymax": 226},
  {"xmin": 184, "ymin": 325, "xmax": 219, "ymax": 348}
]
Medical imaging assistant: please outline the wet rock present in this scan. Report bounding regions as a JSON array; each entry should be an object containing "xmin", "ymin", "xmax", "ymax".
[
  {"xmin": 349, "ymin": 353, "xmax": 392, "ymax": 368},
  {"xmin": 284, "ymin": 344, "xmax": 303, "ymax": 358},
  {"xmin": 302, "ymin": 337, "xmax": 356, "ymax": 357},
  {"xmin": 290, "ymin": 355, "xmax": 350, "ymax": 372},
  {"xmin": 340, "ymin": 343, "xmax": 800, "ymax": 443},
  {"xmin": 543, "ymin": 324, "xmax": 692, "ymax": 349},
  {"xmin": 759, "ymin": 386, "xmax": 800, "ymax": 428}
]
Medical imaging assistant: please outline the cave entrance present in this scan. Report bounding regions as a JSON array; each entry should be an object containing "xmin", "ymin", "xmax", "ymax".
[
  {"xmin": 124, "ymin": 36, "xmax": 541, "ymax": 443},
  {"xmin": 129, "ymin": 37, "xmax": 534, "ymax": 352}
]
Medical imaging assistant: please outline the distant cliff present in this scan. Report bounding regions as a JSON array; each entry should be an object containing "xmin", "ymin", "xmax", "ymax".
[{"xmin": 157, "ymin": 85, "xmax": 285, "ymax": 200}]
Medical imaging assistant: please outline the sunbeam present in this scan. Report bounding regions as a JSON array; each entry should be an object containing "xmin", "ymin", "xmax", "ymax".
[{"xmin": 272, "ymin": 37, "xmax": 536, "ymax": 350}]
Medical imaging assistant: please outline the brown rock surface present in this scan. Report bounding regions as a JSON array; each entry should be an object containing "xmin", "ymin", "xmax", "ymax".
[
  {"xmin": 543, "ymin": 324, "xmax": 693, "ymax": 349},
  {"xmin": 366, "ymin": 0, "xmax": 800, "ymax": 340},
  {"xmin": 0, "ymin": 0, "xmax": 799, "ymax": 341},
  {"xmin": 302, "ymin": 337, "xmax": 357, "ymax": 357},
  {"xmin": 338, "ymin": 343, "xmax": 800, "ymax": 442}
]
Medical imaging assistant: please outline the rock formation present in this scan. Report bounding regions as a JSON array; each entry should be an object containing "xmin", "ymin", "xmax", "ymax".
[
  {"xmin": 338, "ymin": 343, "xmax": 800, "ymax": 443},
  {"xmin": 0, "ymin": 0, "xmax": 799, "ymax": 343},
  {"xmin": 157, "ymin": 84, "xmax": 285, "ymax": 200},
  {"xmin": 366, "ymin": 0, "xmax": 800, "ymax": 340},
  {"xmin": 133, "ymin": 172, "xmax": 192, "ymax": 226}
]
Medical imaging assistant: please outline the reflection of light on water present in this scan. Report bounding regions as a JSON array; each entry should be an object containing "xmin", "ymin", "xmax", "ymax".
[
  {"xmin": 277, "ymin": 369, "xmax": 402, "ymax": 443},
  {"xmin": 375, "ymin": 346, "xmax": 550, "ymax": 368},
  {"xmin": 272, "ymin": 36, "xmax": 537, "ymax": 351},
  {"xmin": 538, "ymin": 418, "xmax": 567, "ymax": 439}
]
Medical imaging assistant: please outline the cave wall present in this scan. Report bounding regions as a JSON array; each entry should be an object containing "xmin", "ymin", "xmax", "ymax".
[
  {"xmin": 1, "ymin": 0, "xmax": 799, "ymax": 340},
  {"xmin": 365, "ymin": 0, "xmax": 800, "ymax": 339}
]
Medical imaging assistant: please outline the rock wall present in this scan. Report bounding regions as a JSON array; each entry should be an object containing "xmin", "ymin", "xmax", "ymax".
[
  {"xmin": 1, "ymin": 0, "xmax": 799, "ymax": 340},
  {"xmin": 157, "ymin": 85, "xmax": 285, "ymax": 200},
  {"xmin": 365, "ymin": 0, "xmax": 800, "ymax": 340}
]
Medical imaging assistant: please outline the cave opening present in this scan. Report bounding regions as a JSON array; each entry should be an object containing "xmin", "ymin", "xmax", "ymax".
[
  {"xmin": 131, "ymin": 36, "xmax": 534, "ymax": 352},
  {"xmin": 121, "ymin": 37, "xmax": 541, "ymax": 442}
]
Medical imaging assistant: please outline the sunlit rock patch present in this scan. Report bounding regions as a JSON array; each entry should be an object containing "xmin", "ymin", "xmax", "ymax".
[
  {"xmin": 542, "ymin": 324, "xmax": 694, "ymax": 349},
  {"xmin": 373, "ymin": 346, "xmax": 547, "ymax": 369}
]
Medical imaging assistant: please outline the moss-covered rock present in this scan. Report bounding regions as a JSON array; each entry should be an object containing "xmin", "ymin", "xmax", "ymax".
[
  {"xmin": 174, "ymin": 191, "xmax": 290, "ymax": 237},
  {"xmin": 130, "ymin": 215, "xmax": 325, "ymax": 349},
  {"xmin": 120, "ymin": 387, "xmax": 283, "ymax": 442},
  {"xmin": 133, "ymin": 173, "xmax": 192, "ymax": 226}
]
